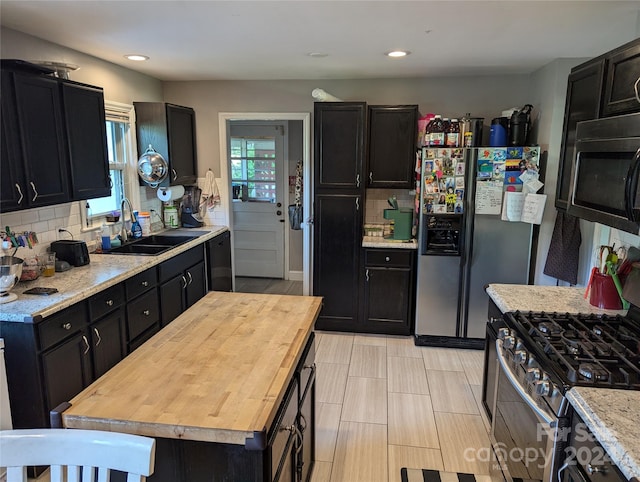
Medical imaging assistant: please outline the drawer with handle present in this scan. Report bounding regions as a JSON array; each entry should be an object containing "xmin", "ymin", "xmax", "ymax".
[
  {"xmin": 88, "ymin": 283, "xmax": 125, "ymax": 321},
  {"xmin": 126, "ymin": 288, "xmax": 160, "ymax": 342},
  {"xmin": 37, "ymin": 303, "xmax": 88, "ymax": 351},
  {"xmin": 125, "ymin": 267, "xmax": 158, "ymax": 300},
  {"xmin": 364, "ymin": 249, "xmax": 413, "ymax": 267}
]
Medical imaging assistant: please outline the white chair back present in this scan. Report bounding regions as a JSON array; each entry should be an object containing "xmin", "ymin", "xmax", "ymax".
[{"xmin": 0, "ymin": 429, "xmax": 156, "ymax": 482}]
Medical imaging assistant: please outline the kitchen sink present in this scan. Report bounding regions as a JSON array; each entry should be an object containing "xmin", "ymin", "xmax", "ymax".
[{"xmin": 102, "ymin": 234, "xmax": 201, "ymax": 256}]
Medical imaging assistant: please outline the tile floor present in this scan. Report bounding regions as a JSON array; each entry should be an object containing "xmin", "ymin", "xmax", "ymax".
[
  {"xmin": 234, "ymin": 276, "xmax": 303, "ymax": 295},
  {"xmin": 311, "ymin": 331, "xmax": 492, "ymax": 482}
]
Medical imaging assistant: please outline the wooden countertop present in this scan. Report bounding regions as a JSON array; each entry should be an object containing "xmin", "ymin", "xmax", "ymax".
[{"xmin": 62, "ymin": 292, "xmax": 322, "ymax": 446}]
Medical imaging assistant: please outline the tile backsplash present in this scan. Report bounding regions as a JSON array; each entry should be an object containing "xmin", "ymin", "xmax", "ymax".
[
  {"xmin": 0, "ymin": 186, "xmax": 161, "ymax": 259},
  {"xmin": 365, "ymin": 188, "xmax": 416, "ymax": 224}
]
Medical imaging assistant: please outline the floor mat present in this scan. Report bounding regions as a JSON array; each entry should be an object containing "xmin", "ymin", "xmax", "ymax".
[{"xmin": 400, "ymin": 469, "xmax": 501, "ymax": 482}]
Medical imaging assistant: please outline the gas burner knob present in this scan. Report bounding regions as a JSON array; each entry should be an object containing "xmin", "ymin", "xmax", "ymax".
[
  {"xmin": 534, "ymin": 380, "xmax": 551, "ymax": 396},
  {"xmin": 526, "ymin": 368, "xmax": 542, "ymax": 382},
  {"xmin": 497, "ymin": 328, "xmax": 511, "ymax": 340},
  {"xmin": 514, "ymin": 349, "xmax": 528, "ymax": 364},
  {"xmin": 503, "ymin": 335, "xmax": 516, "ymax": 349}
]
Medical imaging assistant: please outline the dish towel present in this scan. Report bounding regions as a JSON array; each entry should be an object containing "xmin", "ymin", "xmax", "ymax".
[
  {"xmin": 199, "ymin": 169, "xmax": 220, "ymax": 218},
  {"xmin": 543, "ymin": 210, "xmax": 581, "ymax": 285}
]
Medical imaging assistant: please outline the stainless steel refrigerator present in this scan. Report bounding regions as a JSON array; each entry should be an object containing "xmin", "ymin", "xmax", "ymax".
[{"xmin": 415, "ymin": 146, "xmax": 539, "ymax": 348}]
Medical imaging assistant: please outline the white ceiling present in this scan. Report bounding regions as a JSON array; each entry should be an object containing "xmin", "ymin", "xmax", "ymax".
[{"xmin": 1, "ymin": 1, "xmax": 639, "ymax": 82}]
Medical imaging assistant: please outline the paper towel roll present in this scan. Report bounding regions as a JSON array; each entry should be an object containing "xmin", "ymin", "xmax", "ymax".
[{"xmin": 156, "ymin": 185, "xmax": 185, "ymax": 202}]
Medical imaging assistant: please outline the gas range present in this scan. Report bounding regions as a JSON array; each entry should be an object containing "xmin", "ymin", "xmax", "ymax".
[{"xmin": 506, "ymin": 309, "xmax": 640, "ymax": 391}]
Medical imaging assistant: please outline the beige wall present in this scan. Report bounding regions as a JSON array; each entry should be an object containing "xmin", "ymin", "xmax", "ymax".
[
  {"xmin": 163, "ymin": 76, "xmax": 534, "ymax": 178},
  {"xmin": 1, "ymin": 27, "xmax": 163, "ymax": 104}
]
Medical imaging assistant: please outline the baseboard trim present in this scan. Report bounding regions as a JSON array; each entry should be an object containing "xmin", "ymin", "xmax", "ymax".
[
  {"xmin": 288, "ymin": 270, "xmax": 303, "ymax": 281},
  {"xmin": 414, "ymin": 335, "xmax": 484, "ymax": 350}
]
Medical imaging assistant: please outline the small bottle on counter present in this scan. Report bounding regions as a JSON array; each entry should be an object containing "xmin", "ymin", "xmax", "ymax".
[
  {"xmin": 101, "ymin": 224, "xmax": 111, "ymax": 251},
  {"xmin": 131, "ymin": 211, "xmax": 142, "ymax": 239},
  {"xmin": 138, "ymin": 211, "xmax": 151, "ymax": 236}
]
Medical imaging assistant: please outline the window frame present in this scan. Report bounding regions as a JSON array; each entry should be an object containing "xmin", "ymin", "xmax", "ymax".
[
  {"xmin": 230, "ymin": 136, "xmax": 277, "ymax": 202},
  {"xmin": 80, "ymin": 101, "xmax": 140, "ymax": 231}
]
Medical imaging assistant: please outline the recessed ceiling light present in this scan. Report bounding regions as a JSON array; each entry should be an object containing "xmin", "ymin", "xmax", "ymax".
[
  {"xmin": 125, "ymin": 54, "xmax": 149, "ymax": 61},
  {"xmin": 307, "ymin": 52, "xmax": 328, "ymax": 58},
  {"xmin": 386, "ymin": 50, "xmax": 410, "ymax": 58}
]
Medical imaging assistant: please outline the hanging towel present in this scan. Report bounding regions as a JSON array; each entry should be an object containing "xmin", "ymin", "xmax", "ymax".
[
  {"xmin": 543, "ymin": 210, "xmax": 581, "ymax": 285},
  {"xmin": 199, "ymin": 169, "xmax": 220, "ymax": 219}
]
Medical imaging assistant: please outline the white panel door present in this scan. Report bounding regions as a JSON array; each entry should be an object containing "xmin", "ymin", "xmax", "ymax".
[{"xmin": 230, "ymin": 123, "xmax": 285, "ymax": 278}]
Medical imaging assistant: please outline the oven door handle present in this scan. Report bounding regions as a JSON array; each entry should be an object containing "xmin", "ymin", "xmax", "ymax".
[{"xmin": 495, "ymin": 339, "xmax": 554, "ymax": 425}]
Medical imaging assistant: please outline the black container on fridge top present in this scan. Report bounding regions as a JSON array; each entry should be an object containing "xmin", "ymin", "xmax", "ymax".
[
  {"xmin": 460, "ymin": 115, "xmax": 484, "ymax": 147},
  {"xmin": 508, "ymin": 104, "xmax": 533, "ymax": 146}
]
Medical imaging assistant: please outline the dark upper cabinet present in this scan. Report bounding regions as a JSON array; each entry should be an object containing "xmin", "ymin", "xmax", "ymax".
[
  {"xmin": 134, "ymin": 102, "xmax": 198, "ymax": 186},
  {"xmin": 602, "ymin": 40, "xmax": 640, "ymax": 117},
  {"xmin": 555, "ymin": 37, "xmax": 640, "ymax": 211},
  {"xmin": 314, "ymin": 102, "xmax": 366, "ymax": 191},
  {"xmin": 0, "ymin": 69, "xmax": 111, "ymax": 213},
  {"xmin": 7, "ymin": 72, "xmax": 70, "ymax": 209},
  {"xmin": 62, "ymin": 82, "xmax": 110, "ymax": 200},
  {"xmin": 367, "ymin": 105, "xmax": 418, "ymax": 188},
  {"xmin": 555, "ymin": 61, "xmax": 605, "ymax": 211}
]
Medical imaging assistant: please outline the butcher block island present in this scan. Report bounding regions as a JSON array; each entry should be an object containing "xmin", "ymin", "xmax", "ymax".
[{"xmin": 59, "ymin": 291, "xmax": 322, "ymax": 482}]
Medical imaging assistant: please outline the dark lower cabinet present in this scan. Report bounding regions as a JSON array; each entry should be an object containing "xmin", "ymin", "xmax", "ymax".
[
  {"xmin": 206, "ymin": 231, "xmax": 233, "ymax": 291},
  {"xmin": 313, "ymin": 194, "xmax": 363, "ymax": 331},
  {"xmin": 159, "ymin": 246, "xmax": 207, "ymax": 326},
  {"xmin": 89, "ymin": 307, "xmax": 126, "ymax": 379},
  {"xmin": 132, "ymin": 334, "xmax": 316, "ymax": 482},
  {"xmin": 361, "ymin": 249, "xmax": 416, "ymax": 335},
  {"xmin": 41, "ymin": 331, "xmax": 92, "ymax": 417}
]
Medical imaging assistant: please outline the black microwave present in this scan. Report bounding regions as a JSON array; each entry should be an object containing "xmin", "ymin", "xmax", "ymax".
[{"xmin": 567, "ymin": 112, "xmax": 640, "ymax": 234}]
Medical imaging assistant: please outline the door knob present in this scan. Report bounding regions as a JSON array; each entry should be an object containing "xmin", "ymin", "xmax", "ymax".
[
  {"xmin": 276, "ymin": 210, "xmax": 282, "ymax": 215},
  {"xmin": 277, "ymin": 202, "xmax": 282, "ymax": 207}
]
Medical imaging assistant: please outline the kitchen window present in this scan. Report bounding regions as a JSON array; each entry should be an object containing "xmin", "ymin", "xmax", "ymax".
[
  {"xmin": 230, "ymin": 137, "xmax": 276, "ymax": 202},
  {"xmin": 82, "ymin": 102, "xmax": 139, "ymax": 227}
]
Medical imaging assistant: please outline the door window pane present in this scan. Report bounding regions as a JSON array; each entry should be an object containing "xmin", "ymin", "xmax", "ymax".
[{"xmin": 230, "ymin": 137, "xmax": 276, "ymax": 202}]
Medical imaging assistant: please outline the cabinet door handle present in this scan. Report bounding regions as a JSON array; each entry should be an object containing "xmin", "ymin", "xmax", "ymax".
[
  {"xmin": 635, "ymin": 77, "xmax": 640, "ymax": 104},
  {"xmin": 186, "ymin": 271, "xmax": 193, "ymax": 286},
  {"xmin": 356, "ymin": 174, "xmax": 360, "ymax": 188},
  {"xmin": 141, "ymin": 281, "xmax": 149, "ymax": 287},
  {"xmin": 105, "ymin": 299, "xmax": 114, "ymax": 306},
  {"xmin": 93, "ymin": 327, "xmax": 102, "ymax": 347},
  {"xmin": 181, "ymin": 275, "xmax": 188, "ymax": 289},
  {"xmin": 62, "ymin": 322, "xmax": 72, "ymax": 330},
  {"xmin": 172, "ymin": 168, "xmax": 178, "ymax": 181},
  {"xmin": 298, "ymin": 413, "xmax": 307, "ymax": 433},
  {"xmin": 82, "ymin": 335, "xmax": 90, "ymax": 355},
  {"xmin": 143, "ymin": 309, "xmax": 150, "ymax": 316},
  {"xmin": 385, "ymin": 256, "xmax": 390, "ymax": 262},
  {"xmin": 355, "ymin": 198, "xmax": 359, "ymax": 211},
  {"xmin": 15, "ymin": 184, "xmax": 24, "ymax": 205},
  {"xmin": 365, "ymin": 269, "xmax": 370, "ymax": 281},
  {"xmin": 369, "ymin": 172, "xmax": 373, "ymax": 183},
  {"xmin": 29, "ymin": 182, "xmax": 38, "ymax": 202}
]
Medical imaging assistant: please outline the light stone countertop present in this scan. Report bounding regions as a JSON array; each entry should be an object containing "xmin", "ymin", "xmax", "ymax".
[
  {"xmin": 0, "ymin": 226, "xmax": 228, "ymax": 322},
  {"xmin": 567, "ymin": 388, "xmax": 640, "ymax": 480},
  {"xmin": 362, "ymin": 236, "xmax": 418, "ymax": 249},
  {"xmin": 487, "ymin": 283, "xmax": 635, "ymax": 479},
  {"xmin": 486, "ymin": 284, "xmax": 627, "ymax": 316}
]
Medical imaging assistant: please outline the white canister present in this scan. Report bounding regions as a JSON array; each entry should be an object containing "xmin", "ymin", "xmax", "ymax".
[
  {"xmin": 163, "ymin": 206, "xmax": 179, "ymax": 229},
  {"xmin": 138, "ymin": 211, "xmax": 151, "ymax": 236}
]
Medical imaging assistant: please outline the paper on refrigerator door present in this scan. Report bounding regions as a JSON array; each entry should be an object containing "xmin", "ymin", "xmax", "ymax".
[
  {"xmin": 501, "ymin": 191, "xmax": 547, "ymax": 224},
  {"xmin": 475, "ymin": 182, "xmax": 503, "ymax": 215}
]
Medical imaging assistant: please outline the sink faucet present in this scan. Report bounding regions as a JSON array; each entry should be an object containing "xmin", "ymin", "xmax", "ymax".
[{"xmin": 120, "ymin": 197, "xmax": 136, "ymax": 243}]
